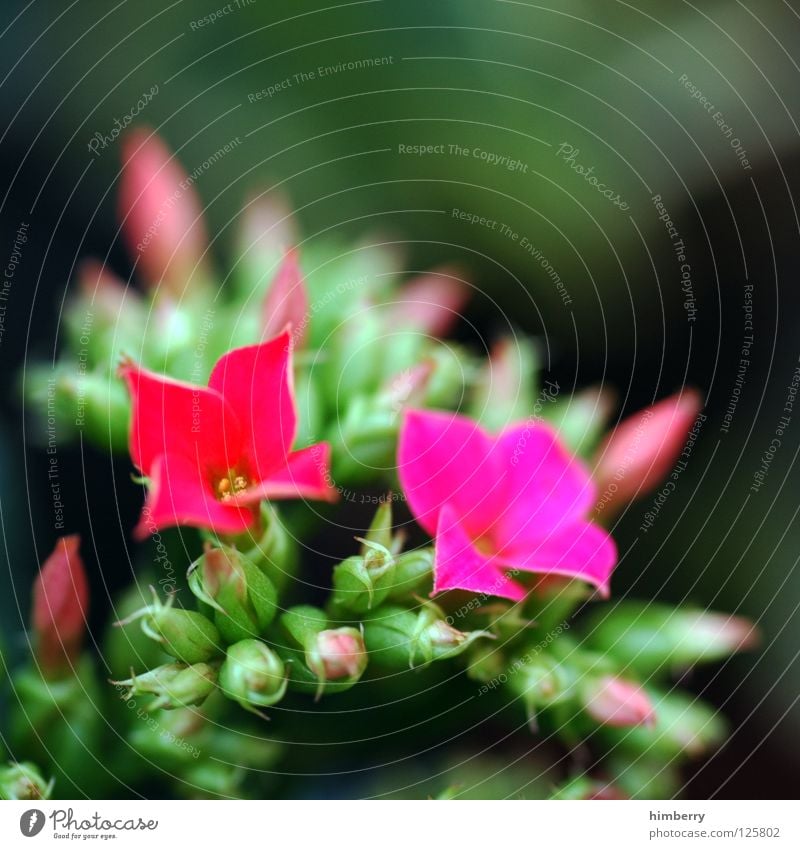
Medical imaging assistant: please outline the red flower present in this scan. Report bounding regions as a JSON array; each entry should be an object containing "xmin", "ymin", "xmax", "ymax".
[
  {"xmin": 32, "ymin": 535, "xmax": 89, "ymax": 676},
  {"xmin": 120, "ymin": 330, "xmax": 336, "ymax": 537}
]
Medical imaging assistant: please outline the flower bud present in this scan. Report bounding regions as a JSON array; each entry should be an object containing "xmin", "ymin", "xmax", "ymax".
[
  {"xmin": 332, "ymin": 365, "xmax": 434, "ymax": 484},
  {"xmin": 128, "ymin": 707, "xmax": 205, "ymax": 769},
  {"xmin": 278, "ymin": 606, "xmax": 366, "ymax": 697},
  {"xmin": 119, "ymin": 128, "xmax": 209, "ymax": 297},
  {"xmin": 105, "ymin": 582, "xmax": 170, "ymax": 678},
  {"xmin": 601, "ymin": 688, "xmax": 726, "ymax": 760},
  {"xmin": 469, "ymin": 336, "xmax": 540, "ymax": 432},
  {"xmin": 593, "ymin": 389, "xmax": 703, "ymax": 513},
  {"xmin": 241, "ymin": 503, "xmax": 299, "ymax": 592},
  {"xmin": 582, "ymin": 675, "xmax": 655, "ymax": 728},
  {"xmin": 506, "ymin": 653, "xmax": 573, "ymax": 728},
  {"xmin": 307, "ymin": 628, "xmax": 367, "ymax": 683},
  {"xmin": 381, "ymin": 548, "xmax": 434, "ymax": 601},
  {"xmin": 65, "ymin": 369, "xmax": 131, "ymax": 451},
  {"xmin": 548, "ymin": 384, "xmax": 618, "ymax": 457},
  {"xmin": 363, "ymin": 602, "xmax": 492, "ymax": 669},
  {"xmin": 466, "ymin": 642, "xmax": 507, "ymax": 684},
  {"xmin": 262, "ymin": 249, "xmax": 309, "ymax": 346},
  {"xmin": 330, "ymin": 522, "xmax": 398, "ymax": 614},
  {"xmin": 188, "ymin": 544, "xmax": 277, "ymax": 644},
  {"xmin": 235, "ymin": 192, "xmax": 297, "ymax": 297},
  {"xmin": 219, "ymin": 639, "xmax": 287, "ymax": 713},
  {"xmin": 116, "ymin": 591, "xmax": 222, "ymax": 663},
  {"xmin": 385, "ymin": 265, "xmax": 470, "ymax": 336},
  {"xmin": 32, "ymin": 535, "xmax": 89, "ymax": 677},
  {"xmin": 115, "ymin": 662, "xmax": 219, "ymax": 711},
  {"xmin": 0, "ymin": 762, "xmax": 53, "ymax": 800},
  {"xmin": 583, "ymin": 601, "xmax": 759, "ymax": 675},
  {"xmin": 66, "ymin": 260, "xmax": 145, "ymax": 363}
]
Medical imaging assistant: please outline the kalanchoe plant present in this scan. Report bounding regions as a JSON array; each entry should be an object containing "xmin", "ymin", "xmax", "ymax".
[{"xmin": 4, "ymin": 128, "xmax": 760, "ymax": 800}]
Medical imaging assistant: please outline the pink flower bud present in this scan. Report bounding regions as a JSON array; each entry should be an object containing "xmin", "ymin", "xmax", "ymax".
[
  {"xmin": 387, "ymin": 265, "xmax": 471, "ymax": 336},
  {"xmin": 314, "ymin": 629, "xmax": 367, "ymax": 680},
  {"xmin": 240, "ymin": 192, "xmax": 297, "ymax": 269},
  {"xmin": 594, "ymin": 389, "xmax": 703, "ymax": 513},
  {"xmin": 583, "ymin": 675, "xmax": 655, "ymax": 728},
  {"xmin": 78, "ymin": 259, "xmax": 138, "ymax": 322},
  {"xmin": 118, "ymin": 128, "xmax": 208, "ymax": 297},
  {"xmin": 262, "ymin": 249, "xmax": 309, "ymax": 346},
  {"xmin": 31, "ymin": 535, "xmax": 89, "ymax": 677}
]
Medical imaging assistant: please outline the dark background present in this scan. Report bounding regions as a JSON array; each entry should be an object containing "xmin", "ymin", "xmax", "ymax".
[{"xmin": 1, "ymin": 0, "xmax": 799, "ymax": 798}]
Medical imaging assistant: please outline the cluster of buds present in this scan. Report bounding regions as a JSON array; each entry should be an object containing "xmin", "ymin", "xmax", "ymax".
[{"xmin": 4, "ymin": 127, "xmax": 762, "ymax": 801}]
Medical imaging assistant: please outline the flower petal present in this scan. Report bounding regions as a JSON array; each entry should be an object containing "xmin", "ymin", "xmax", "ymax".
[
  {"xmin": 134, "ymin": 453, "xmax": 256, "ymax": 538},
  {"xmin": 120, "ymin": 361, "xmax": 242, "ymax": 477},
  {"xmin": 433, "ymin": 505, "xmax": 527, "ymax": 601},
  {"xmin": 397, "ymin": 409, "xmax": 507, "ymax": 538},
  {"xmin": 488, "ymin": 422, "xmax": 597, "ymax": 548},
  {"xmin": 496, "ymin": 520, "xmax": 617, "ymax": 597},
  {"xmin": 234, "ymin": 443, "xmax": 338, "ymax": 504},
  {"xmin": 208, "ymin": 330, "xmax": 297, "ymax": 481}
]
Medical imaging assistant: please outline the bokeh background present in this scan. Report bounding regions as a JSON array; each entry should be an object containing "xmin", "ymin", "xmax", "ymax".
[{"xmin": 1, "ymin": 0, "xmax": 799, "ymax": 797}]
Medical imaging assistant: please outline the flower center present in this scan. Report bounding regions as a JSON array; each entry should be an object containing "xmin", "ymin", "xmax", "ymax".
[
  {"xmin": 216, "ymin": 473, "xmax": 250, "ymax": 501},
  {"xmin": 474, "ymin": 536, "xmax": 495, "ymax": 557}
]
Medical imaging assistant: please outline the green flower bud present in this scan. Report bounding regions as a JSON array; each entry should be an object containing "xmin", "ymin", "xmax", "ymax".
[
  {"xmin": 547, "ymin": 384, "xmax": 617, "ymax": 457},
  {"xmin": 8, "ymin": 659, "xmax": 104, "ymax": 789},
  {"xmin": 380, "ymin": 548, "xmax": 434, "ymax": 601},
  {"xmin": 329, "ymin": 505, "xmax": 433, "ymax": 614},
  {"xmin": 505, "ymin": 652, "xmax": 574, "ymax": 728},
  {"xmin": 105, "ymin": 582, "xmax": 171, "ymax": 678},
  {"xmin": 466, "ymin": 642, "xmax": 507, "ymax": 684},
  {"xmin": 583, "ymin": 602, "xmax": 759, "ymax": 676},
  {"xmin": 128, "ymin": 708, "xmax": 206, "ymax": 768},
  {"xmin": 605, "ymin": 754, "xmax": 680, "ymax": 800},
  {"xmin": 241, "ymin": 504, "xmax": 299, "ymax": 591},
  {"xmin": 293, "ymin": 367, "xmax": 324, "ymax": 450},
  {"xmin": 219, "ymin": 639, "xmax": 287, "ymax": 714},
  {"xmin": 70, "ymin": 370, "xmax": 131, "ymax": 450},
  {"xmin": 114, "ymin": 662, "xmax": 219, "ymax": 711},
  {"xmin": 468, "ymin": 336, "xmax": 540, "ymax": 432},
  {"xmin": 188, "ymin": 544, "xmax": 277, "ymax": 644},
  {"xmin": 116, "ymin": 591, "xmax": 222, "ymax": 663},
  {"xmin": 0, "ymin": 762, "xmax": 54, "ymax": 800},
  {"xmin": 330, "ymin": 542, "xmax": 394, "ymax": 615},
  {"xmin": 175, "ymin": 761, "xmax": 245, "ymax": 800},
  {"xmin": 363, "ymin": 602, "xmax": 493, "ymax": 669},
  {"xmin": 280, "ymin": 604, "xmax": 329, "ymax": 645}
]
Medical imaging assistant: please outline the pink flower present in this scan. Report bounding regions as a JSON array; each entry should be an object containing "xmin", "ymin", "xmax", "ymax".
[
  {"xmin": 397, "ymin": 410, "xmax": 617, "ymax": 601},
  {"xmin": 32, "ymin": 535, "xmax": 89, "ymax": 676},
  {"xmin": 582, "ymin": 675, "xmax": 655, "ymax": 727},
  {"xmin": 594, "ymin": 389, "xmax": 703, "ymax": 512},
  {"xmin": 119, "ymin": 128, "xmax": 208, "ymax": 296},
  {"xmin": 120, "ymin": 329, "xmax": 336, "ymax": 538}
]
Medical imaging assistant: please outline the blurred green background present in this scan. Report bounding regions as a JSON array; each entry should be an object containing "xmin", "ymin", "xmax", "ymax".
[{"xmin": 2, "ymin": 0, "xmax": 800, "ymax": 797}]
